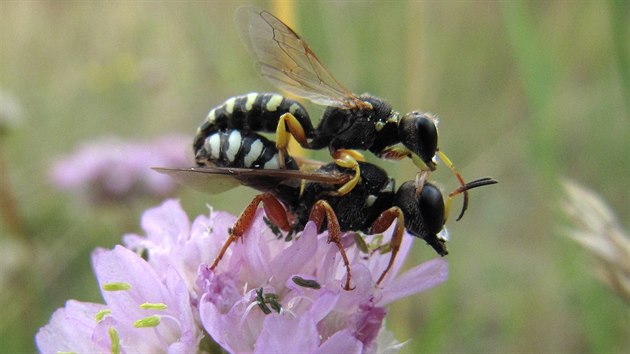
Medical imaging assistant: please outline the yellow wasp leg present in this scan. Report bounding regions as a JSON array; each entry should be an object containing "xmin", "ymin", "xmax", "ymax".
[
  {"xmin": 331, "ymin": 149, "xmax": 365, "ymax": 196},
  {"xmin": 275, "ymin": 112, "xmax": 309, "ymax": 169}
]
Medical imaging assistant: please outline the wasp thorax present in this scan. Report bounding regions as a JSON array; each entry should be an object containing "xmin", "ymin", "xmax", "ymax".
[{"xmin": 398, "ymin": 112, "xmax": 439, "ymax": 166}]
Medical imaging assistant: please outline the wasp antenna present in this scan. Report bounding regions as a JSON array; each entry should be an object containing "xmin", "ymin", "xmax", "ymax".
[
  {"xmin": 465, "ymin": 177, "xmax": 498, "ymax": 190},
  {"xmin": 437, "ymin": 150, "xmax": 468, "ymax": 221},
  {"xmin": 446, "ymin": 177, "xmax": 498, "ymax": 222}
]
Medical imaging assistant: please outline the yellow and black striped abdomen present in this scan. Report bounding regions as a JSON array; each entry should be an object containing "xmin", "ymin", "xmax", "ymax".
[
  {"xmin": 193, "ymin": 93, "xmax": 313, "ymax": 154},
  {"xmin": 195, "ymin": 129, "xmax": 298, "ymax": 170}
]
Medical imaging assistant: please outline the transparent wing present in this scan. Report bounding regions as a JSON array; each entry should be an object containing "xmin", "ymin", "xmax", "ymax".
[
  {"xmin": 153, "ymin": 166, "xmax": 350, "ymax": 195},
  {"xmin": 153, "ymin": 167, "xmax": 243, "ymax": 194},
  {"xmin": 235, "ymin": 6, "xmax": 369, "ymax": 109}
]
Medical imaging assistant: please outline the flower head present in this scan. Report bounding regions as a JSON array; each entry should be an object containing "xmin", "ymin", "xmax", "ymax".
[
  {"xmin": 562, "ymin": 179, "xmax": 630, "ymax": 303},
  {"xmin": 37, "ymin": 200, "xmax": 448, "ymax": 353},
  {"xmin": 49, "ymin": 135, "xmax": 190, "ymax": 204},
  {"xmin": 36, "ymin": 245, "xmax": 202, "ymax": 353}
]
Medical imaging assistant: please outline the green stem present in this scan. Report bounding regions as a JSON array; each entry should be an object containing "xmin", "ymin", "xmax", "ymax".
[
  {"xmin": 0, "ymin": 139, "xmax": 28, "ymax": 240},
  {"xmin": 501, "ymin": 2, "xmax": 558, "ymax": 182},
  {"xmin": 608, "ymin": 0, "xmax": 630, "ymax": 115}
]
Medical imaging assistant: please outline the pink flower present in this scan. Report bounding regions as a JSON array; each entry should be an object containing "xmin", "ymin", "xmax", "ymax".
[
  {"xmin": 36, "ymin": 200, "xmax": 448, "ymax": 353},
  {"xmin": 36, "ymin": 246, "xmax": 202, "ymax": 353},
  {"xmin": 194, "ymin": 209, "xmax": 448, "ymax": 353},
  {"xmin": 49, "ymin": 135, "xmax": 190, "ymax": 204}
]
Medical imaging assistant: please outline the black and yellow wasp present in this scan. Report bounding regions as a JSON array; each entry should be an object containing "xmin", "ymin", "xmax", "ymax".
[
  {"xmin": 158, "ymin": 7, "xmax": 498, "ymax": 290},
  {"xmin": 194, "ymin": 6, "xmax": 476, "ymax": 220}
]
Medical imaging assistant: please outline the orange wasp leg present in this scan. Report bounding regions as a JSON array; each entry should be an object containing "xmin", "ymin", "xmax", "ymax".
[
  {"xmin": 370, "ymin": 206, "xmax": 405, "ymax": 286},
  {"xmin": 309, "ymin": 200, "xmax": 354, "ymax": 290},
  {"xmin": 210, "ymin": 193, "xmax": 291, "ymax": 270},
  {"xmin": 275, "ymin": 112, "xmax": 309, "ymax": 168}
]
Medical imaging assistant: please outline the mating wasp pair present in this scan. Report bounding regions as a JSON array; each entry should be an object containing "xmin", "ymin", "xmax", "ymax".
[{"xmin": 157, "ymin": 7, "xmax": 497, "ymax": 290}]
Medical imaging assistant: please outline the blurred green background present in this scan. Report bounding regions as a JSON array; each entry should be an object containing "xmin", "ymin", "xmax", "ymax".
[{"xmin": 1, "ymin": 1, "xmax": 628, "ymax": 353}]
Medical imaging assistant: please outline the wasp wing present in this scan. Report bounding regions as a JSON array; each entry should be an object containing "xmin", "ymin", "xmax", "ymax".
[
  {"xmin": 153, "ymin": 167, "xmax": 243, "ymax": 194},
  {"xmin": 153, "ymin": 166, "xmax": 350, "ymax": 195},
  {"xmin": 235, "ymin": 6, "xmax": 368, "ymax": 109}
]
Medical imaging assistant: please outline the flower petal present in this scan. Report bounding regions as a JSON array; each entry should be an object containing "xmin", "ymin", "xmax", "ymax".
[
  {"xmin": 141, "ymin": 199, "xmax": 190, "ymax": 242},
  {"xmin": 35, "ymin": 300, "xmax": 107, "ymax": 354},
  {"xmin": 254, "ymin": 314, "xmax": 319, "ymax": 354},
  {"xmin": 92, "ymin": 246, "xmax": 196, "ymax": 352},
  {"xmin": 315, "ymin": 329, "xmax": 363, "ymax": 354},
  {"xmin": 378, "ymin": 258, "xmax": 448, "ymax": 306},
  {"xmin": 269, "ymin": 221, "xmax": 319, "ymax": 288}
]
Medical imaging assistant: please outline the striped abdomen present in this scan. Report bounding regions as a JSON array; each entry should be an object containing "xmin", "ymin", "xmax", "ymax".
[
  {"xmin": 195, "ymin": 129, "xmax": 298, "ymax": 170},
  {"xmin": 193, "ymin": 93, "xmax": 314, "ymax": 154}
]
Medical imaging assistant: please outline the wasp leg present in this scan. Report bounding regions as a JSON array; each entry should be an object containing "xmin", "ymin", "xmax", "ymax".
[
  {"xmin": 276, "ymin": 112, "xmax": 309, "ymax": 169},
  {"xmin": 414, "ymin": 170, "xmax": 429, "ymax": 198},
  {"xmin": 330, "ymin": 149, "xmax": 365, "ymax": 196},
  {"xmin": 309, "ymin": 200, "xmax": 354, "ymax": 290},
  {"xmin": 370, "ymin": 206, "xmax": 405, "ymax": 286},
  {"xmin": 210, "ymin": 193, "xmax": 291, "ymax": 270},
  {"xmin": 380, "ymin": 145, "xmax": 413, "ymax": 161},
  {"xmin": 406, "ymin": 150, "xmax": 433, "ymax": 190}
]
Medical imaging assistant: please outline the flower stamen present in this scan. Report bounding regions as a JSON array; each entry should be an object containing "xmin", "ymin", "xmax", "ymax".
[
  {"xmin": 94, "ymin": 309, "xmax": 112, "ymax": 323},
  {"xmin": 108, "ymin": 326, "xmax": 120, "ymax": 354},
  {"xmin": 291, "ymin": 276, "xmax": 321, "ymax": 289},
  {"xmin": 139, "ymin": 302, "xmax": 168, "ymax": 310},
  {"xmin": 102, "ymin": 282, "xmax": 132, "ymax": 291},
  {"xmin": 241, "ymin": 300, "xmax": 263, "ymax": 325},
  {"xmin": 134, "ymin": 315, "xmax": 161, "ymax": 328},
  {"xmin": 286, "ymin": 294, "xmax": 314, "ymax": 311}
]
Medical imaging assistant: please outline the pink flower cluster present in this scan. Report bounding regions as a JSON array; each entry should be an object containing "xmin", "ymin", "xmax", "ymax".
[
  {"xmin": 36, "ymin": 200, "xmax": 448, "ymax": 353},
  {"xmin": 49, "ymin": 136, "xmax": 190, "ymax": 204}
]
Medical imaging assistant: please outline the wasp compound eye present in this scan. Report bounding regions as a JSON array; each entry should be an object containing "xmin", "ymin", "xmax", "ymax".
[
  {"xmin": 418, "ymin": 183, "xmax": 445, "ymax": 235},
  {"xmin": 399, "ymin": 112, "xmax": 438, "ymax": 164},
  {"xmin": 394, "ymin": 181, "xmax": 447, "ymax": 256}
]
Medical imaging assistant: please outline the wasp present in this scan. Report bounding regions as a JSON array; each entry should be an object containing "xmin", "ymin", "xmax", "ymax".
[
  {"xmin": 157, "ymin": 131, "xmax": 497, "ymax": 290},
  {"xmin": 194, "ymin": 6, "xmax": 475, "ymax": 220}
]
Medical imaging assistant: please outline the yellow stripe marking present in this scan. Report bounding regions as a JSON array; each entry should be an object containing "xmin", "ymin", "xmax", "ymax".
[
  {"xmin": 245, "ymin": 93, "xmax": 258, "ymax": 111},
  {"xmin": 225, "ymin": 97, "xmax": 236, "ymax": 114},
  {"xmin": 289, "ymin": 103, "xmax": 300, "ymax": 115},
  {"xmin": 207, "ymin": 109, "xmax": 216, "ymax": 123},
  {"xmin": 266, "ymin": 94, "xmax": 283, "ymax": 111}
]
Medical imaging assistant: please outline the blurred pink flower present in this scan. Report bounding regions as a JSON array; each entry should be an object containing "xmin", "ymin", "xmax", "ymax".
[
  {"xmin": 36, "ymin": 200, "xmax": 448, "ymax": 353},
  {"xmin": 49, "ymin": 135, "xmax": 191, "ymax": 204}
]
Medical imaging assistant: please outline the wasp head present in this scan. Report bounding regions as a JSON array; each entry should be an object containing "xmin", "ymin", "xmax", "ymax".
[
  {"xmin": 395, "ymin": 180, "xmax": 448, "ymax": 256},
  {"xmin": 398, "ymin": 112, "xmax": 439, "ymax": 170}
]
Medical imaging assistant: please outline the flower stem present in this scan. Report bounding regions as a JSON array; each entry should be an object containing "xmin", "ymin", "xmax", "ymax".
[{"xmin": 0, "ymin": 140, "xmax": 28, "ymax": 240}]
